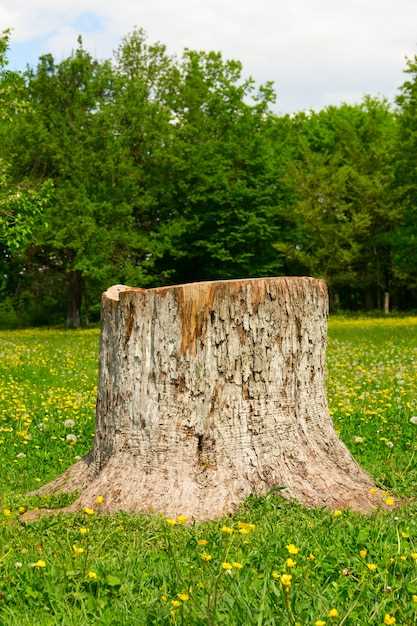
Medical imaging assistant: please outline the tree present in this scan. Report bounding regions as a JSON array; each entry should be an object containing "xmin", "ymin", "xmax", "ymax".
[
  {"xmin": 277, "ymin": 99, "xmax": 398, "ymax": 310},
  {"xmin": 393, "ymin": 55, "xmax": 417, "ymax": 296},
  {"xmin": 5, "ymin": 39, "xmax": 144, "ymax": 327},
  {"xmin": 34, "ymin": 277, "xmax": 377, "ymax": 519}
]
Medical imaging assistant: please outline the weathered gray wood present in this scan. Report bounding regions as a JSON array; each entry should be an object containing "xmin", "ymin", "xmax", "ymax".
[{"xmin": 38, "ymin": 277, "xmax": 375, "ymax": 519}]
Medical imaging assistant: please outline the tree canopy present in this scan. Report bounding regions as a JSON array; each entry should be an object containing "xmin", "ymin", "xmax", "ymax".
[{"xmin": 1, "ymin": 28, "xmax": 416, "ymax": 326}]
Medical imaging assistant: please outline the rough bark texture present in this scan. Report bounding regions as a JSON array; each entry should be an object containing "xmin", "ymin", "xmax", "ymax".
[{"xmin": 38, "ymin": 277, "xmax": 377, "ymax": 520}]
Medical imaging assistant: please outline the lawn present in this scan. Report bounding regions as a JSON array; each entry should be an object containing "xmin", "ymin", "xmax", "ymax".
[{"xmin": 1, "ymin": 319, "xmax": 417, "ymax": 625}]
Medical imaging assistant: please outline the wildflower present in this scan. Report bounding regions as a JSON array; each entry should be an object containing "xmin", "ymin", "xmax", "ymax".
[
  {"xmin": 315, "ymin": 621, "xmax": 326, "ymax": 626},
  {"xmin": 280, "ymin": 574, "xmax": 292, "ymax": 588},
  {"xmin": 238, "ymin": 521, "xmax": 255, "ymax": 531},
  {"xmin": 16, "ymin": 452, "xmax": 26, "ymax": 459},
  {"xmin": 239, "ymin": 527, "xmax": 250, "ymax": 535},
  {"xmin": 413, "ymin": 595, "xmax": 417, "ymax": 603},
  {"xmin": 359, "ymin": 549, "xmax": 368, "ymax": 558},
  {"xmin": 200, "ymin": 552, "xmax": 212, "ymax": 562},
  {"xmin": 3, "ymin": 508, "xmax": 11, "ymax": 517},
  {"xmin": 286, "ymin": 544, "xmax": 299, "ymax": 555},
  {"xmin": 286, "ymin": 558, "xmax": 296, "ymax": 568},
  {"xmin": 400, "ymin": 531, "xmax": 410, "ymax": 539},
  {"xmin": 411, "ymin": 552, "xmax": 417, "ymax": 560},
  {"xmin": 64, "ymin": 419, "xmax": 75, "ymax": 428},
  {"xmin": 18, "ymin": 506, "xmax": 26, "ymax": 513},
  {"xmin": 66, "ymin": 433, "xmax": 77, "ymax": 444},
  {"xmin": 83, "ymin": 507, "xmax": 95, "ymax": 516},
  {"xmin": 333, "ymin": 509, "xmax": 342, "ymax": 518},
  {"xmin": 176, "ymin": 514, "xmax": 188, "ymax": 524},
  {"xmin": 222, "ymin": 562, "xmax": 233, "ymax": 570},
  {"xmin": 232, "ymin": 562, "xmax": 243, "ymax": 569},
  {"xmin": 384, "ymin": 615, "xmax": 395, "ymax": 625},
  {"xmin": 166, "ymin": 518, "xmax": 177, "ymax": 526},
  {"xmin": 197, "ymin": 539, "xmax": 208, "ymax": 546},
  {"xmin": 328, "ymin": 608, "xmax": 338, "ymax": 618},
  {"xmin": 367, "ymin": 563, "xmax": 377, "ymax": 571},
  {"xmin": 32, "ymin": 560, "xmax": 46, "ymax": 568},
  {"xmin": 171, "ymin": 600, "xmax": 181, "ymax": 608},
  {"xmin": 72, "ymin": 545, "xmax": 85, "ymax": 556},
  {"xmin": 87, "ymin": 570, "xmax": 97, "ymax": 580},
  {"xmin": 272, "ymin": 570, "xmax": 280, "ymax": 579},
  {"xmin": 178, "ymin": 592, "xmax": 189, "ymax": 601},
  {"xmin": 307, "ymin": 553, "xmax": 316, "ymax": 561},
  {"xmin": 15, "ymin": 561, "xmax": 23, "ymax": 568},
  {"xmin": 384, "ymin": 496, "xmax": 395, "ymax": 506},
  {"xmin": 95, "ymin": 495, "xmax": 105, "ymax": 505},
  {"xmin": 221, "ymin": 526, "xmax": 234, "ymax": 534},
  {"xmin": 161, "ymin": 594, "xmax": 168, "ymax": 602},
  {"xmin": 79, "ymin": 527, "xmax": 89, "ymax": 535},
  {"xmin": 369, "ymin": 487, "xmax": 378, "ymax": 495},
  {"xmin": 353, "ymin": 436, "xmax": 364, "ymax": 443},
  {"xmin": 410, "ymin": 416, "xmax": 417, "ymax": 425}
]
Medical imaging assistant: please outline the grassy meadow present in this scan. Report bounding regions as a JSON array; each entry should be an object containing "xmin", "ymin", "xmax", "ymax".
[{"xmin": 1, "ymin": 319, "xmax": 417, "ymax": 625}]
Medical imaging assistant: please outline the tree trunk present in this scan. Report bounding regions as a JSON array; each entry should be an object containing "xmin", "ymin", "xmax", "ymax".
[
  {"xmin": 66, "ymin": 270, "xmax": 82, "ymax": 329},
  {"xmin": 38, "ymin": 277, "xmax": 377, "ymax": 520},
  {"xmin": 384, "ymin": 291, "xmax": 390, "ymax": 315}
]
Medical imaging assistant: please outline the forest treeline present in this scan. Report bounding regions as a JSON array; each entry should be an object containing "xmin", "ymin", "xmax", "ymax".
[{"xmin": 1, "ymin": 28, "xmax": 417, "ymax": 327}]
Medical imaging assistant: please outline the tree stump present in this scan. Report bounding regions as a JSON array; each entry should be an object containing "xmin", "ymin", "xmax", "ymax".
[{"xmin": 38, "ymin": 277, "xmax": 376, "ymax": 520}]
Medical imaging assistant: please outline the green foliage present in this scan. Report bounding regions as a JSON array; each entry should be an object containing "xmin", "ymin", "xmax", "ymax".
[
  {"xmin": 1, "ymin": 321, "xmax": 417, "ymax": 624},
  {"xmin": 1, "ymin": 28, "xmax": 417, "ymax": 324}
]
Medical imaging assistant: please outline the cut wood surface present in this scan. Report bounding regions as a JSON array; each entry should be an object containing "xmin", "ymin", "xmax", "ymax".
[{"xmin": 37, "ymin": 277, "xmax": 376, "ymax": 520}]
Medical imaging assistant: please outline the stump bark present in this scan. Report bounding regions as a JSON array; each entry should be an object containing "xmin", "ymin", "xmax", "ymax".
[{"xmin": 38, "ymin": 277, "xmax": 376, "ymax": 520}]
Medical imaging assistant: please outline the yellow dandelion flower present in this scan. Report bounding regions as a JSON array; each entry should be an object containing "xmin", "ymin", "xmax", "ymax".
[
  {"xmin": 315, "ymin": 621, "xmax": 326, "ymax": 626},
  {"xmin": 238, "ymin": 521, "xmax": 255, "ymax": 531},
  {"xmin": 171, "ymin": 600, "xmax": 181, "ymax": 608},
  {"xmin": 384, "ymin": 496, "xmax": 395, "ymax": 507},
  {"xmin": 166, "ymin": 518, "xmax": 177, "ymax": 526},
  {"xmin": 161, "ymin": 594, "xmax": 168, "ymax": 602},
  {"xmin": 18, "ymin": 506, "xmax": 26, "ymax": 514},
  {"xmin": 280, "ymin": 574, "xmax": 292, "ymax": 588},
  {"xmin": 3, "ymin": 508, "xmax": 11, "ymax": 517},
  {"xmin": 286, "ymin": 544, "xmax": 299, "ymax": 555},
  {"xmin": 83, "ymin": 507, "xmax": 95, "ymax": 516},
  {"xmin": 176, "ymin": 515, "xmax": 188, "ymax": 525},
  {"xmin": 72, "ymin": 545, "xmax": 85, "ymax": 556},
  {"xmin": 33, "ymin": 559, "xmax": 46, "ymax": 568},
  {"xmin": 412, "ymin": 595, "xmax": 417, "ymax": 603},
  {"xmin": 384, "ymin": 614, "xmax": 396, "ymax": 625},
  {"xmin": 79, "ymin": 527, "xmax": 89, "ymax": 535},
  {"xmin": 200, "ymin": 552, "xmax": 213, "ymax": 562},
  {"xmin": 400, "ymin": 555, "xmax": 407, "ymax": 561},
  {"xmin": 359, "ymin": 549, "xmax": 367, "ymax": 558},
  {"xmin": 328, "ymin": 608, "xmax": 338, "ymax": 618},
  {"xmin": 272, "ymin": 570, "xmax": 280, "ymax": 579},
  {"xmin": 239, "ymin": 527, "xmax": 250, "ymax": 535},
  {"xmin": 369, "ymin": 487, "xmax": 378, "ymax": 495},
  {"xmin": 286, "ymin": 558, "xmax": 296, "ymax": 568},
  {"xmin": 411, "ymin": 552, "xmax": 417, "ymax": 560},
  {"xmin": 222, "ymin": 562, "xmax": 233, "ymax": 570},
  {"xmin": 332, "ymin": 510, "xmax": 342, "ymax": 518},
  {"xmin": 367, "ymin": 563, "xmax": 377, "ymax": 571},
  {"xmin": 197, "ymin": 539, "xmax": 208, "ymax": 546},
  {"xmin": 178, "ymin": 592, "xmax": 189, "ymax": 601},
  {"xmin": 221, "ymin": 526, "xmax": 234, "ymax": 534},
  {"xmin": 87, "ymin": 570, "xmax": 97, "ymax": 580},
  {"xmin": 232, "ymin": 562, "xmax": 243, "ymax": 569},
  {"xmin": 95, "ymin": 495, "xmax": 105, "ymax": 505}
]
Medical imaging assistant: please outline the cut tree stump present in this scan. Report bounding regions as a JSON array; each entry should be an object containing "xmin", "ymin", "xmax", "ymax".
[{"xmin": 36, "ymin": 277, "xmax": 377, "ymax": 520}]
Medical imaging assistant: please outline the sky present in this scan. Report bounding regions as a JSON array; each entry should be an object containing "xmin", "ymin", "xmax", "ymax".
[{"xmin": 1, "ymin": 0, "xmax": 416, "ymax": 113}]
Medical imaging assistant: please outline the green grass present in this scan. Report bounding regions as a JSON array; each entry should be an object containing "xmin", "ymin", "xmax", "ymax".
[{"xmin": 1, "ymin": 319, "xmax": 417, "ymax": 625}]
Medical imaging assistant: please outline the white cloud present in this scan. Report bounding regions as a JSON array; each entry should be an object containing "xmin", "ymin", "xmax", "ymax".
[{"xmin": 2, "ymin": 0, "xmax": 417, "ymax": 111}]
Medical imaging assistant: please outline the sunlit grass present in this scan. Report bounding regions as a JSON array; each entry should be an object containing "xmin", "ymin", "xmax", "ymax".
[{"xmin": 1, "ymin": 319, "xmax": 417, "ymax": 625}]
